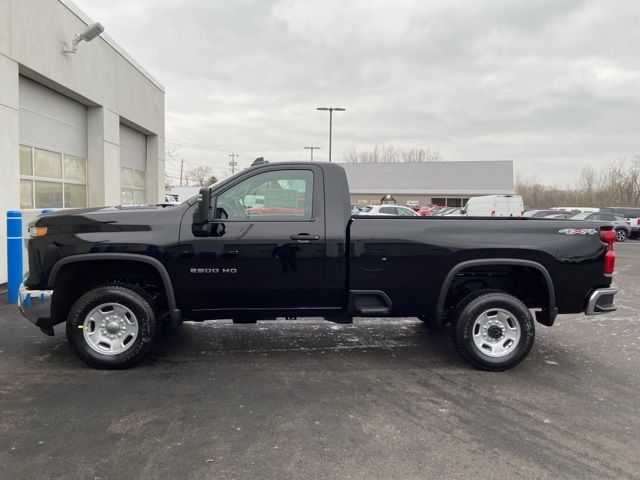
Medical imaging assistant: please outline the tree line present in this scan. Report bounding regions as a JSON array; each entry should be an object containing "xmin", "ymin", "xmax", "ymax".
[
  {"xmin": 343, "ymin": 145, "xmax": 443, "ymax": 163},
  {"xmin": 516, "ymin": 157, "xmax": 640, "ymax": 208}
]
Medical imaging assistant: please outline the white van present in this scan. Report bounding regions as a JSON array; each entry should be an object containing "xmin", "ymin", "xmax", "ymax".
[{"xmin": 462, "ymin": 195, "xmax": 524, "ymax": 217}]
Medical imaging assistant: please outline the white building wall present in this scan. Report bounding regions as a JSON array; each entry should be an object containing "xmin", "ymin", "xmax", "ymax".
[{"xmin": 0, "ymin": 0, "xmax": 165, "ymax": 284}]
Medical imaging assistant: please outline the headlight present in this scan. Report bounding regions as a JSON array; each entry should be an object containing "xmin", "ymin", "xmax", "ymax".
[{"xmin": 28, "ymin": 226, "xmax": 48, "ymax": 237}]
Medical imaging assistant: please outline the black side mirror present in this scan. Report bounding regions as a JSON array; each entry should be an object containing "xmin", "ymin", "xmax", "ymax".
[{"xmin": 192, "ymin": 187, "xmax": 213, "ymax": 237}]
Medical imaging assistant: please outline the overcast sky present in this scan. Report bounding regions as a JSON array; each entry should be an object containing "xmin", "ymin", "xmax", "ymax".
[{"xmin": 76, "ymin": 0, "xmax": 640, "ymax": 185}]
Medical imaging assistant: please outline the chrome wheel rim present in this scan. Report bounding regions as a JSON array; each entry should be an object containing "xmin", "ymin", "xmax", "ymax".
[
  {"xmin": 472, "ymin": 308, "xmax": 521, "ymax": 358},
  {"xmin": 83, "ymin": 303, "xmax": 139, "ymax": 355},
  {"xmin": 616, "ymin": 230, "xmax": 626, "ymax": 241}
]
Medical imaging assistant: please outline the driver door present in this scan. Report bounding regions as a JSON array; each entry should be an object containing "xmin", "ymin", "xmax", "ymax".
[{"xmin": 179, "ymin": 165, "xmax": 328, "ymax": 314}]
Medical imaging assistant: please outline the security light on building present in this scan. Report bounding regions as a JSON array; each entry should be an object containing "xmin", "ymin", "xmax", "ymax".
[{"xmin": 62, "ymin": 22, "xmax": 105, "ymax": 53}]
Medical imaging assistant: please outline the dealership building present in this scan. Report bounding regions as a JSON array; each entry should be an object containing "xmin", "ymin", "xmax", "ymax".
[
  {"xmin": 339, "ymin": 161, "xmax": 514, "ymax": 207},
  {"xmin": 0, "ymin": 0, "xmax": 165, "ymax": 283}
]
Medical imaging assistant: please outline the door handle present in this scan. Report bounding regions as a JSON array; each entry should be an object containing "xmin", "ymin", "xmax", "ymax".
[{"xmin": 290, "ymin": 234, "xmax": 319, "ymax": 242}]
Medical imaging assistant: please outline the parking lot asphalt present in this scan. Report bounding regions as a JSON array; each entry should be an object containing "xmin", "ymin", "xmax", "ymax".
[{"xmin": 1, "ymin": 242, "xmax": 640, "ymax": 480}]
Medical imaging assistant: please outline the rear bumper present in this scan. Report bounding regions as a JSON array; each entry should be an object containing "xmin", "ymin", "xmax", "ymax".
[
  {"xmin": 585, "ymin": 286, "xmax": 618, "ymax": 315},
  {"xmin": 18, "ymin": 283, "xmax": 53, "ymax": 330}
]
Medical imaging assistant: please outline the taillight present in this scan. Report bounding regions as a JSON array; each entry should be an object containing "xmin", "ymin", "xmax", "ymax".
[{"xmin": 600, "ymin": 230, "xmax": 616, "ymax": 276}]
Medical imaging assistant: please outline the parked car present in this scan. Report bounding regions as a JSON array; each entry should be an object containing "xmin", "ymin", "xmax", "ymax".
[
  {"xmin": 351, "ymin": 204, "xmax": 365, "ymax": 215},
  {"xmin": 571, "ymin": 212, "xmax": 631, "ymax": 242},
  {"xmin": 434, "ymin": 207, "xmax": 456, "ymax": 216},
  {"xmin": 524, "ymin": 209, "xmax": 573, "ymax": 218},
  {"xmin": 406, "ymin": 201, "xmax": 421, "ymax": 211},
  {"xmin": 19, "ymin": 161, "xmax": 618, "ymax": 371},
  {"xmin": 600, "ymin": 207, "xmax": 640, "ymax": 239},
  {"xmin": 418, "ymin": 205, "xmax": 442, "ymax": 216},
  {"xmin": 544, "ymin": 214, "xmax": 572, "ymax": 219},
  {"xmin": 443, "ymin": 207, "xmax": 464, "ymax": 216},
  {"xmin": 163, "ymin": 193, "xmax": 180, "ymax": 205},
  {"xmin": 552, "ymin": 207, "xmax": 599, "ymax": 214},
  {"xmin": 462, "ymin": 195, "xmax": 524, "ymax": 217},
  {"xmin": 356, "ymin": 205, "xmax": 419, "ymax": 216}
]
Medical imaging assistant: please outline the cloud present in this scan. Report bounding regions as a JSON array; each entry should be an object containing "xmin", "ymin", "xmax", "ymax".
[{"xmin": 76, "ymin": 0, "xmax": 640, "ymax": 184}]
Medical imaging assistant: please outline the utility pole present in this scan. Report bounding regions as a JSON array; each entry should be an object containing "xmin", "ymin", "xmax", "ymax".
[
  {"xmin": 229, "ymin": 153, "xmax": 239, "ymax": 174},
  {"xmin": 179, "ymin": 159, "xmax": 184, "ymax": 186},
  {"xmin": 316, "ymin": 107, "xmax": 346, "ymax": 162},
  {"xmin": 304, "ymin": 146, "xmax": 320, "ymax": 161}
]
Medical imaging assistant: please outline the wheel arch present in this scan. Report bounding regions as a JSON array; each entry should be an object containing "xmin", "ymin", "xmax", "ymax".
[
  {"xmin": 47, "ymin": 253, "xmax": 181, "ymax": 326},
  {"xmin": 436, "ymin": 258, "xmax": 556, "ymax": 326}
]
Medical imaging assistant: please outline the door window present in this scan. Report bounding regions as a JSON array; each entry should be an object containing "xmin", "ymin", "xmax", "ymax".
[{"xmin": 214, "ymin": 169, "xmax": 313, "ymax": 221}]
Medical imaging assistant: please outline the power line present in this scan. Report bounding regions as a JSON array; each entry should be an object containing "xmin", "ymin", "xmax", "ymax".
[{"xmin": 165, "ymin": 137, "xmax": 257, "ymax": 158}]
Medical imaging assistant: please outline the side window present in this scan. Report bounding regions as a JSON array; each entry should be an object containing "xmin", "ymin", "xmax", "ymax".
[
  {"xmin": 379, "ymin": 207, "xmax": 397, "ymax": 215},
  {"xmin": 213, "ymin": 169, "xmax": 313, "ymax": 221}
]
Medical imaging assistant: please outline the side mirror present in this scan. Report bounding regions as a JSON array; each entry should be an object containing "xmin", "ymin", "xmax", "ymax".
[{"xmin": 192, "ymin": 187, "xmax": 213, "ymax": 237}]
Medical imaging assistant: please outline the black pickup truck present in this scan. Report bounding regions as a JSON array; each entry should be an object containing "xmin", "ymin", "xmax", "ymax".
[{"xmin": 18, "ymin": 161, "xmax": 618, "ymax": 370}]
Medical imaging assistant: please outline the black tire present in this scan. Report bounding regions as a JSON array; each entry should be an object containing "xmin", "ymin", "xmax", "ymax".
[
  {"xmin": 66, "ymin": 284, "xmax": 159, "ymax": 369},
  {"xmin": 448, "ymin": 290, "xmax": 535, "ymax": 371},
  {"xmin": 615, "ymin": 229, "xmax": 627, "ymax": 242}
]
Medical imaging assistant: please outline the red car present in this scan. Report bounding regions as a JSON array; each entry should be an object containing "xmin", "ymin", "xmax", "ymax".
[{"xmin": 418, "ymin": 205, "xmax": 443, "ymax": 216}]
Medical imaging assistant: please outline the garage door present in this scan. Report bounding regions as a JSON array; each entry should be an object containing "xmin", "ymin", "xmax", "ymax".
[
  {"xmin": 119, "ymin": 124, "xmax": 147, "ymax": 205},
  {"xmin": 19, "ymin": 76, "xmax": 87, "ymax": 209}
]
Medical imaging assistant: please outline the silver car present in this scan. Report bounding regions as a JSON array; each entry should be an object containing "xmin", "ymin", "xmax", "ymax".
[{"xmin": 571, "ymin": 212, "xmax": 631, "ymax": 242}]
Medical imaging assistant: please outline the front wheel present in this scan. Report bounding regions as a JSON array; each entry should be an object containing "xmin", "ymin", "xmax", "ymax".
[
  {"xmin": 66, "ymin": 284, "xmax": 159, "ymax": 369},
  {"xmin": 615, "ymin": 229, "xmax": 627, "ymax": 242},
  {"xmin": 449, "ymin": 291, "xmax": 535, "ymax": 371}
]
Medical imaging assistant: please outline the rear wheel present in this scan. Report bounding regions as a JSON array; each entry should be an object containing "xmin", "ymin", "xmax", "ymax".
[
  {"xmin": 448, "ymin": 290, "xmax": 535, "ymax": 371},
  {"xmin": 615, "ymin": 229, "xmax": 627, "ymax": 242},
  {"xmin": 66, "ymin": 284, "xmax": 159, "ymax": 369}
]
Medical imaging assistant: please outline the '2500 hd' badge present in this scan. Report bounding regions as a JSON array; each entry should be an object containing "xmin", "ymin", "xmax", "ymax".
[
  {"xmin": 190, "ymin": 268, "xmax": 237, "ymax": 274},
  {"xmin": 558, "ymin": 228, "xmax": 597, "ymax": 235}
]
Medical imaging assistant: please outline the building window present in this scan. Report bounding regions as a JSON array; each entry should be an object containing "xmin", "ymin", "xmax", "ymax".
[
  {"xmin": 121, "ymin": 167, "xmax": 146, "ymax": 205},
  {"xmin": 19, "ymin": 145, "xmax": 87, "ymax": 209}
]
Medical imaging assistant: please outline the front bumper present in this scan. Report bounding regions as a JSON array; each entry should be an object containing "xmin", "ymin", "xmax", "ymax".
[
  {"xmin": 18, "ymin": 283, "xmax": 53, "ymax": 333},
  {"xmin": 585, "ymin": 286, "xmax": 618, "ymax": 315}
]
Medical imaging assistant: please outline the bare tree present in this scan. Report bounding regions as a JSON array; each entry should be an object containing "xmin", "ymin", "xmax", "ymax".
[
  {"xmin": 515, "ymin": 157, "xmax": 640, "ymax": 208},
  {"xmin": 206, "ymin": 175, "xmax": 218, "ymax": 186},
  {"xmin": 189, "ymin": 166, "xmax": 213, "ymax": 186},
  {"xmin": 344, "ymin": 145, "xmax": 442, "ymax": 163}
]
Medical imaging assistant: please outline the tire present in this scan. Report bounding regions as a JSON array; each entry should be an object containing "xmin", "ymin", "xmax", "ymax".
[
  {"xmin": 448, "ymin": 290, "xmax": 535, "ymax": 371},
  {"xmin": 615, "ymin": 229, "xmax": 627, "ymax": 242},
  {"xmin": 66, "ymin": 284, "xmax": 159, "ymax": 369}
]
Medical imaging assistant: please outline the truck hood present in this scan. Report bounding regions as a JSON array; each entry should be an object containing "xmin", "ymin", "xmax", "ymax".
[{"xmin": 31, "ymin": 204, "xmax": 185, "ymax": 234}]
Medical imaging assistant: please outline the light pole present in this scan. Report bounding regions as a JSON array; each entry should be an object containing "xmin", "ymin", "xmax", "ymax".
[
  {"xmin": 304, "ymin": 146, "xmax": 320, "ymax": 161},
  {"xmin": 316, "ymin": 107, "xmax": 345, "ymax": 162}
]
